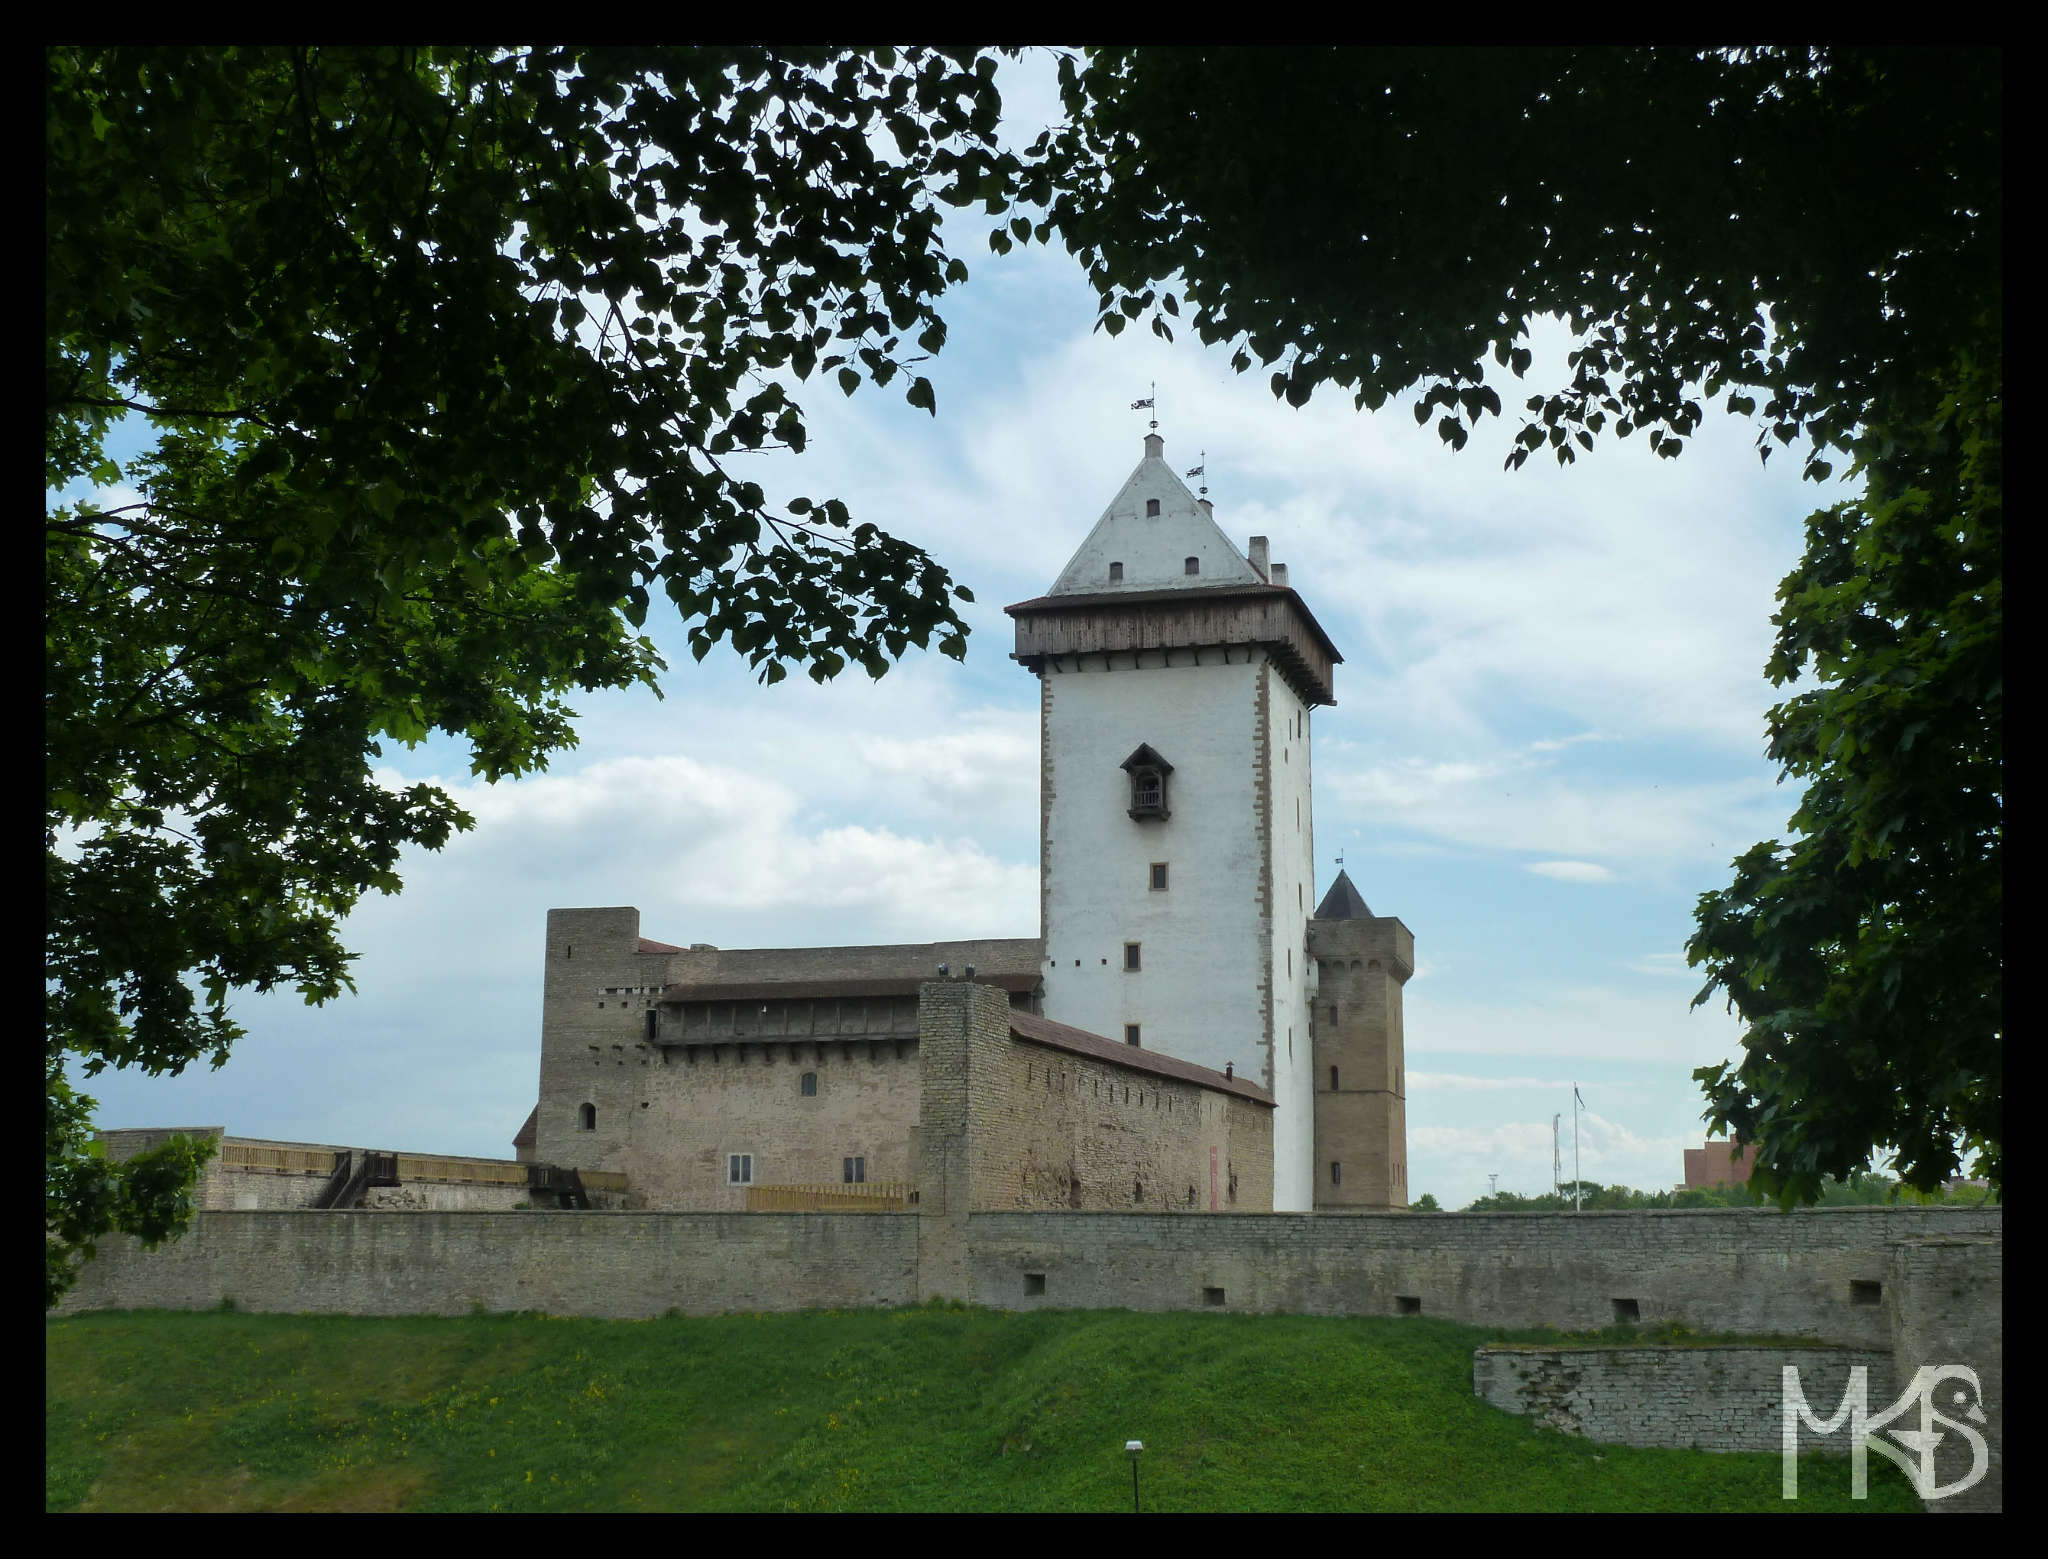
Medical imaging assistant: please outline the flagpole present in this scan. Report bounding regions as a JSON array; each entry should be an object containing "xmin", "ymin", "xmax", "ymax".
[{"xmin": 1573, "ymin": 1086, "xmax": 1582, "ymax": 1212}]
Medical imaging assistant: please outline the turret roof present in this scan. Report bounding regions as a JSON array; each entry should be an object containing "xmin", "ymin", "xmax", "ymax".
[{"xmin": 1313, "ymin": 869, "xmax": 1374, "ymax": 920}]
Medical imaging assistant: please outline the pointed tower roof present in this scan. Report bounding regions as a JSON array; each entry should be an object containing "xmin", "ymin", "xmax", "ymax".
[
  {"xmin": 1314, "ymin": 870, "xmax": 1373, "ymax": 921},
  {"xmin": 1007, "ymin": 431, "xmax": 1344, "ymax": 706},
  {"xmin": 1046, "ymin": 433, "xmax": 1264, "ymax": 596}
]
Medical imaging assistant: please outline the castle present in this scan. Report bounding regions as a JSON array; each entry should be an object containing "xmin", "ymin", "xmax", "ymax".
[{"xmin": 527, "ymin": 433, "xmax": 1411, "ymax": 1215}]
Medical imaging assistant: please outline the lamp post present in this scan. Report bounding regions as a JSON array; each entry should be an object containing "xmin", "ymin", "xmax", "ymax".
[{"xmin": 1126, "ymin": 1440, "xmax": 1143, "ymax": 1512}]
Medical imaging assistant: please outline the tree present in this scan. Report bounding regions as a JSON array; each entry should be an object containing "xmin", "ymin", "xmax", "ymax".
[
  {"xmin": 1410, "ymin": 1193, "xmax": 1441, "ymax": 1213},
  {"xmin": 45, "ymin": 46, "xmax": 1030, "ymax": 1300},
  {"xmin": 1032, "ymin": 47, "xmax": 2000, "ymax": 1201},
  {"xmin": 1687, "ymin": 353, "xmax": 2000, "ymax": 1203}
]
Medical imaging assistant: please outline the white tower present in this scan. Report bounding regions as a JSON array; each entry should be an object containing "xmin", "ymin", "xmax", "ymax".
[{"xmin": 1007, "ymin": 433, "xmax": 1343, "ymax": 1211}]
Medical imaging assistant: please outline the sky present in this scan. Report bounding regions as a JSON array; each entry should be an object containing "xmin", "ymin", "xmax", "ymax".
[{"xmin": 59, "ymin": 55, "xmax": 1854, "ymax": 1210}]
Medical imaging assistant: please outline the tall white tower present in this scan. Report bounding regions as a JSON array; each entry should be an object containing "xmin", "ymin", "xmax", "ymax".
[{"xmin": 1007, "ymin": 433, "xmax": 1343, "ymax": 1211}]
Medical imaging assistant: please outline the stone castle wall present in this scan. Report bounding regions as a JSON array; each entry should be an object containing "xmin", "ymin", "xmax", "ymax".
[
  {"xmin": 55, "ymin": 1211, "xmax": 917, "ymax": 1320},
  {"xmin": 1472, "ymin": 1345, "xmax": 1898, "ymax": 1453},
  {"xmin": 57, "ymin": 1205, "xmax": 1998, "ymax": 1342}
]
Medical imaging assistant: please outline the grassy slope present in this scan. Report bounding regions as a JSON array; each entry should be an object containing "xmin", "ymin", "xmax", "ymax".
[{"xmin": 45, "ymin": 1306, "xmax": 1918, "ymax": 1513}]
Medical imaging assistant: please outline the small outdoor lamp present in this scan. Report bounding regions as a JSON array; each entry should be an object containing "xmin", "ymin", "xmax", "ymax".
[{"xmin": 1125, "ymin": 1440, "xmax": 1144, "ymax": 1512}]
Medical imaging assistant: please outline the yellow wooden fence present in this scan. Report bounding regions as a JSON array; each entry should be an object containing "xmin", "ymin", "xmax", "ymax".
[{"xmin": 745, "ymin": 1181, "xmax": 916, "ymax": 1212}]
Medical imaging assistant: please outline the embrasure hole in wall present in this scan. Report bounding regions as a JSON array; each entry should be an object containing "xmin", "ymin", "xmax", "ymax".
[
  {"xmin": 1612, "ymin": 1297, "xmax": 1641, "ymax": 1324},
  {"xmin": 1396, "ymin": 1295, "xmax": 1422, "ymax": 1316},
  {"xmin": 1203, "ymin": 1286, "xmax": 1226, "ymax": 1307},
  {"xmin": 1024, "ymin": 1272, "xmax": 1046, "ymax": 1296},
  {"xmin": 1851, "ymin": 1280, "xmax": 1883, "ymax": 1306}
]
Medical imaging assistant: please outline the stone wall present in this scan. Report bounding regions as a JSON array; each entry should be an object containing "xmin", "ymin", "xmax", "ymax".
[
  {"xmin": 54, "ymin": 1211, "xmax": 918, "ymax": 1320},
  {"xmin": 960, "ymin": 1206, "xmax": 1999, "ymax": 1342},
  {"xmin": 1890, "ymin": 1233, "xmax": 2002, "ymax": 1512},
  {"xmin": 919, "ymin": 981, "xmax": 1274, "ymax": 1215},
  {"xmin": 623, "ymin": 1037, "xmax": 921, "ymax": 1209},
  {"xmin": 1473, "ymin": 1344, "xmax": 1896, "ymax": 1453}
]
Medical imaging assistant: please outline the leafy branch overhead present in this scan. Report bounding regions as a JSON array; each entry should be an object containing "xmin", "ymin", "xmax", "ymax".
[
  {"xmin": 1030, "ymin": 48, "xmax": 1997, "ymax": 483},
  {"xmin": 45, "ymin": 45, "xmax": 1029, "ymax": 1299}
]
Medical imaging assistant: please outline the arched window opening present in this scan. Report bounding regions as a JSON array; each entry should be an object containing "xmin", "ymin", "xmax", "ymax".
[
  {"xmin": 1146, "ymin": 498, "xmax": 1161, "ymax": 516},
  {"xmin": 1109, "ymin": 560, "xmax": 1124, "ymax": 582},
  {"xmin": 1183, "ymin": 555, "xmax": 1199, "ymax": 575},
  {"xmin": 580, "ymin": 1102, "xmax": 596, "ymax": 1132},
  {"xmin": 800, "ymin": 1071, "xmax": 818, "ymax": 1097}
]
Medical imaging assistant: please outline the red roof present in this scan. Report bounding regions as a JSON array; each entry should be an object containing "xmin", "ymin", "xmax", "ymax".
[
  {"xmin": 661, "ymin": 973, "xmax": 1037, "ymax": 1003},
  {"xmin": 638, "ymin": 937, "xmax": 685, "ymax": 954},
  {"xmin": 1008, "ymin": 1010, "xmax": 1274, "ymax": 1106}
]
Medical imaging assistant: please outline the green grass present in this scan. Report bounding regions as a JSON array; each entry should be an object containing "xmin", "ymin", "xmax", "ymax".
[{"xmin": 45, "ymin": 1306, "xmax": 1919, "ymax": 1512}]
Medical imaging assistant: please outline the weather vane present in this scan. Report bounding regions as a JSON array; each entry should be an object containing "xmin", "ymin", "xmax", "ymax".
[
  {"xmin": 1130, "ymin": 382, "xmax": 1157, "ymax": 432},
  {"xmin": 1185, "ymin": 451, "xmax": 1207, "ymax": 497}
]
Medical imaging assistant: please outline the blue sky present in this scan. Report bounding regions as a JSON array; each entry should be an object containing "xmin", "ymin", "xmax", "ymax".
[{"xmin": 59, "ymin": 57, "xmax": 1850, "ymax": 1208}]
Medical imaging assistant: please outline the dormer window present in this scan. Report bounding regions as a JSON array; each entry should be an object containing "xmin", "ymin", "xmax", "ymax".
[
  {"xmin": 1109, "ymin": 561, "xmax": 1123, "ymax": 582},
  {"xmin": 1146, "ymin": 498, "xmax": 1161, "ymax": 517},
  {"xmin": 1120, "ymin": 743, "xmax": 1174, "ymax": 821},
  {"xmin": 1184, "ymin": 556, "xmax": 1199, "ymax": 576}
]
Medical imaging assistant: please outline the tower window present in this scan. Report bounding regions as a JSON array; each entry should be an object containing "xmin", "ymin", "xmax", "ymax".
[
  {"xmin": 1125, "ymin": 1025, "xmax": 1141, "ymax": 1047},
  {"xmin": 1330, "ymin": 1066, "xmax": 1339, "ymax": 1090},
  {"xmin": 800, "ymin": 1071, "xmax": 818, "ymax": 1097},
  {"xmin": 1124, "ymin": 942, "xmax": 1142, "ymax": 971},
  {"xmin": 843, "ymin": 1156, "xmax": 866, "ymax": 1184},
  {"xmin": 1109, "ymin": 561, "xmax": 1124, "ymax": 582},
  {"xmin": 644, "ymin": 1009, "xmax": 658, "ymax": 1041},
  {"xmin": 580, "ymin": 1102, "xmax": 596, "ymax": 1132},
  {"xmin": 1184, "ymin": 555, "xmax": 1199, "ymax": 575},
  {"xmin": 1149, "ymin": 862, "xmax": 1168, "ymax": 891},
  {"xmin": 1332, "ymin": 1162, "xmax": 1342, "ymax": 1186},
  {"xmin": 1146, "ymin": 498, "xmax": 1161, "ymax": 517},
  {"xmin": 728, "ymin": 1153, "xmax": 753, "ymax": 1186}
]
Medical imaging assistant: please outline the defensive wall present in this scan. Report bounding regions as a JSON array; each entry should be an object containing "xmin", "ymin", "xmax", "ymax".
[{"xmin": 1472, "ymin": 1345, "xmax": 1899, "ymax": 1453}]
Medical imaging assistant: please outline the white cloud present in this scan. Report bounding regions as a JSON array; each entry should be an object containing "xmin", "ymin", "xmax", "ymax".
[
  {"xmin": 1527, "ymin": 860, "xmax": 1617, "ymax": 884},
  {"xmin": 1627, "ymin": 952, "xmax": 1696, "ymax": 978}
]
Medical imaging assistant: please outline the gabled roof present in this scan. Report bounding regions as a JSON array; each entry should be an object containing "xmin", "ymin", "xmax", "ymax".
[
  {"xmin": 1009, "ymin": 1009, "xmax": 1275, "ymax": 1106},
  {"xmin": 512, "ymin": 1106, "xmax": 538, "ymax": 1149},
  {"xmin": 1120, "ymin": 743, "xmax": 1174, "ymax": 774},
  {"xmin": 638, "ymin": 936, "xmax": 685, "ymax": 954},
  {"xmin": 1313, "ymin": 869, "xmax": 1374, "ymax": 920},
  {"xmin": 1046, "ymin": 434, "xmax": 1265, "ymax": 597}
]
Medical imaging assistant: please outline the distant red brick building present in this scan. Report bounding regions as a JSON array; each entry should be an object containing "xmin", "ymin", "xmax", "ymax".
[{"xmin": 1683, "ymin": 1139, "xmax": 1755, "ymax": 1189}]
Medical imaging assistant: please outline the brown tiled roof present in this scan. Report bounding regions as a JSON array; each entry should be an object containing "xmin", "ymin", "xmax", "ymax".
[
  {"xmin": 661, "ymin": 973, "xmax": 1038, "ymax": 1004},
  {"xmin": 1008, "ymin": 1010, "xmax": 1275, "ymax": 1106},
  {"xmin": 511, "ymin": 1106, "xmax": 538, "ymax": 1148},
  {"xmin": 638, "ymin": 936, "xmax": 685, "ymax": 954}
]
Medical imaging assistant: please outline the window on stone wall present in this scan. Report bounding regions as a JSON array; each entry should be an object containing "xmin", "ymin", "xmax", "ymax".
[
  {"xmin": 1109, "ymin": 560, "xmax": 1124, "ymax": 582},
  {"xmin": 644, "ymin": 1009, "xmax": 658, "ymax": 1041},
  {"xmin": 727, "ymin": 1153, "xmax": 753, "ymax": 1186},
  {"xmin": 1150, "ymin": 862, "xmax": 1168, "ymax": 891},
  {"xmin": 1183, "ymin": 555, "xmax": 1199, "ymax": 575},
  {"xmin": 1331, "ymin": 1161, "xmax": 1342, "ymax": 1186},
  {"xmin": 1125, "ymin": 1024, "xmax": 1141, "ymax": 1047},
  {"xmin": 801, "ymin": 1071, "xmax": 818, "ymax": 1097},
  {"xmin": 1330, "ymin": 1065, "xmax": 1339, "ymax": 1090},
  {"xmin": 844, "ymin": 1157, "xmax": 866, "ymax": 1184},
  {"xmin": 1124, "ymin": 941, "xmax": 1142, "ymax": 971},
  {"xmin": 1146, "ymin": 498, "xmax": 1161, "ymax": 516},
  {"xmin": 580, "ymin": 1102, "xmax": 596, "ymax": 1131}
]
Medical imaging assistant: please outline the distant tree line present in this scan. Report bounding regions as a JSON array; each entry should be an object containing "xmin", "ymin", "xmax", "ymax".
[{"xmin": 1408, "ymin": 1173, "xmax": 1997, "ymax": 1214}]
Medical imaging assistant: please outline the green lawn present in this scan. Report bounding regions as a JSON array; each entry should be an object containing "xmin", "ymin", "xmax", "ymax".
[{"xmin": 45, "ymin": 1305, "xmax": 1918, "ymax": 1512}]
